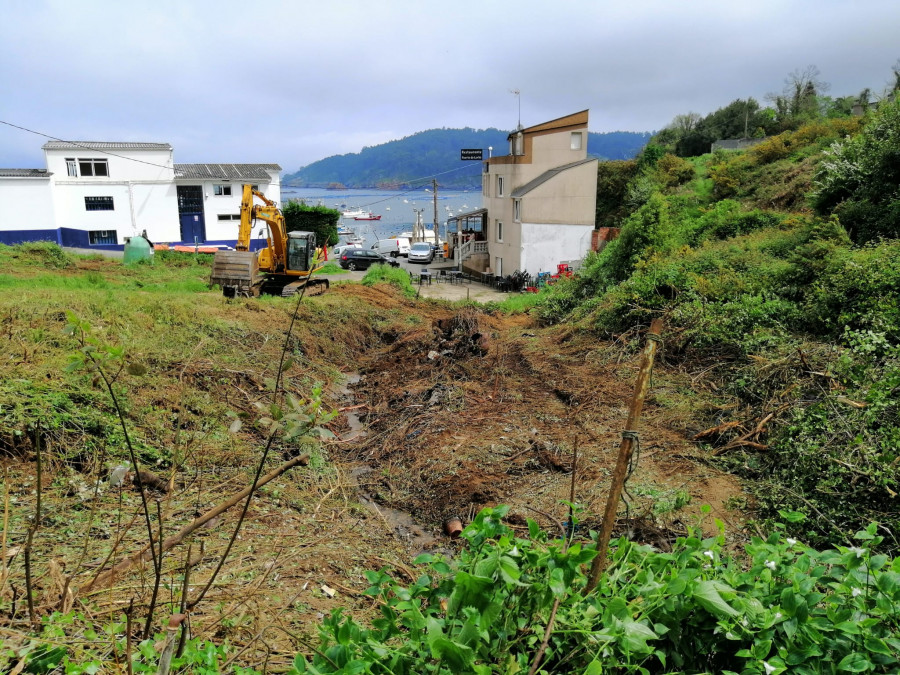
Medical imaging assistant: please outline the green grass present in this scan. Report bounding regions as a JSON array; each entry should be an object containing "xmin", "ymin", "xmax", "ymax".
[
  {"xmin": 361, "ymin": 264, "xmax": 417, "ymax": 298},
  {"xmin": 317, "ymin": 262, "xmax": 346, "ymax": 274}
]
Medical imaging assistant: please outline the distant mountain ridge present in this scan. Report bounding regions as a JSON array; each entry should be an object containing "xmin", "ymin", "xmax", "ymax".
[{"xmin": 284, "ymin": 127, "xmax": 652, "ymax": 189}]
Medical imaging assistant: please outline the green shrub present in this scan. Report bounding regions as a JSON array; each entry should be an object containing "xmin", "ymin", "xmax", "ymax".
[
  {"xmin": 292, "ymin": 505, "xmax": 900, "ymax": 675},
  {"xmin": 802, "ymin": 238, "xmax": 900, "ymax": 339},
  {"xmin": 362, "ymin": 264, "xmax": 417, "ymax": 298},
  {"xmin": 0, "ymin": 242, "xmax": 72, "ymax": 269},
  {"xmin": 813, "ymin": 100, "xmax": 900, "ymax": 243},
  {"xmin": 655, "ymin": 153, "xmax": 695, "ymax": 187}
]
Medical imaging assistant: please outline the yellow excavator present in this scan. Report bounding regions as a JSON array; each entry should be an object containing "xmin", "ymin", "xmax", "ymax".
[{"xmin": 209, "ymin": 185, "xmax": 329, "ymax": 298}]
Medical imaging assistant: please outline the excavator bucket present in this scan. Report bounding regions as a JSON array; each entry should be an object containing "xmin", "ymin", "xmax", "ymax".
[{"xmin": 210, "ymin": 250, "xmax": 260, "ymax": 297}]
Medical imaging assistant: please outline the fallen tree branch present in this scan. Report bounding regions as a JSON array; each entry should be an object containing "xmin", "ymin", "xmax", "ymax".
[{"xmin": 79, "ymin": 453, "xmax": 309, "ymax": 594}]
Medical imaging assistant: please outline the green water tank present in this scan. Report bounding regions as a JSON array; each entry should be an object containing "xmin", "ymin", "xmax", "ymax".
[{"xmin": 123, "ymin": 236, "xmax": 152, "ymax": 264}]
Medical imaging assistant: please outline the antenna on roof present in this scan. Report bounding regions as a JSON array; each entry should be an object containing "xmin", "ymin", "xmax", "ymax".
[{"xmin": 510, "ymin": 89, "xmax": 521, "ymax": 129}]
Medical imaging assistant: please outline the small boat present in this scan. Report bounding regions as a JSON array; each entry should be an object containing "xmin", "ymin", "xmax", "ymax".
[
  {"xmin": 338, "ymin": 226, "xmax": 355, "ymax": 235},
  {"xmin": 353, "ymin": 211, "xmax": 381, "ymax": 221},
  {"xmin": 341, "ymin": 207, "xmax": 368, "ymax": 218}
]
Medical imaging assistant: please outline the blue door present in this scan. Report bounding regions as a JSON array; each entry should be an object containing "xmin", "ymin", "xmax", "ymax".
[{"xmin": 176, "ymin": 185, "xmax": 206, "ymax": 243}]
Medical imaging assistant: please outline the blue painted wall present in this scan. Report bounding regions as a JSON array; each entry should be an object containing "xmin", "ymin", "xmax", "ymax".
[
  {"xmin": 0, "ymin": 229, "xmax": 268, "ymax": 252},
  {"xmin": 0, "ymin": 230, "xmax": 60, "ymax": 246}
]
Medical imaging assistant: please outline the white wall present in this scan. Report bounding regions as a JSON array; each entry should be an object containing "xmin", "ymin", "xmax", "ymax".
[
  {"xmin": 198, "ymin": 180, "xmax": 275, "ymax": 241},
  {"xmin": 520, "ymin": 222, "xmax": 593, "ymax": 275},
  {"xmin": 132, "ymin": 182, "xmax": 181, "ymax": 243},
  {"xmin": 0, "ymin": 178, "xmax": 55, "ymax": 232},
  {"xmin": 44, "ymin": 148, "xmax": 174, "ymax": 184}
]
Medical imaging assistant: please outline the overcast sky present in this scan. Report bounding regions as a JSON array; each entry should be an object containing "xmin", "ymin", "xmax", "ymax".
[{"xmin": 2, "ymin": 0, "xmax": 898, "ymax": 173}]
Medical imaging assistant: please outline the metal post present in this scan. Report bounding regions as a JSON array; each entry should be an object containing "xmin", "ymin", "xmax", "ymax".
[{"xmin": 432, "ymin": 178, "xmax": 439, "ymax": 248}]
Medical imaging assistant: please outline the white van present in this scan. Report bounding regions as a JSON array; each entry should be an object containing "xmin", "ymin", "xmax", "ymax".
[{"xmin": 371, "ymin": 237, "xmax": 410, "ymax": 258}]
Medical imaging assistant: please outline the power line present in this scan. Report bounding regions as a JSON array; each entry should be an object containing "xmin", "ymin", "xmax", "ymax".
[
  {"xmin": 3, "ymin": 118, "xmax": 485, "ymax": 209},
  {"xmin": 0, "ymin": 119, "xmax": 178, "ymax": 172}
]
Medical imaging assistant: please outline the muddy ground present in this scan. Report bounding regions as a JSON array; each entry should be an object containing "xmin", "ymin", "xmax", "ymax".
[{"xmin": 0, "ymin": 268, "xmax": 746, "ymax": 671}]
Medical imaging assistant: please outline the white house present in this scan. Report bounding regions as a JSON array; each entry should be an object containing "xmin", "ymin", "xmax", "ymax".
[{"xmin": 0, "ymin": 141, "xmax": 281, "ymax": 249}]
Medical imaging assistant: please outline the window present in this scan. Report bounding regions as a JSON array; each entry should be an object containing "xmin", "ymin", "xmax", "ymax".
[
  {"xmin": 78, "ymin": 159, "xmax": 109, "ymax": 177},
  {"xmin": 497, "ymin": 221, "xmax": 503, "ymax": 242},
  {"xmin": 497, "ymin": 176, "xmax": 504, "ymax": 197},
  {"xmin": 88, "ymin": 230, "xmax": 117, "ymax": 245},
  {"xmin": 85, "ymin": 196, "xmax": 114, "ymax": 211},
  {"xmin": 513, "ymin": 199, "xmax": 521, "ymax": 222},
  {"xmin": 570, "ymin": 132, "xmax": 583, "ymax": 151},
  {"xmin": 495, "ymin": 256, "xmax": 502, "ymax": 277},
  {"xmin": 214, "ymin": 184, "xmax": 232, "ymax": 196},
  {"xmin": 66, "ymin": 158, "xmax": 77, "ymax": 177},
  {"xmin": 217, "ymin": 214, "xmax": 241, "ymax": 221}
]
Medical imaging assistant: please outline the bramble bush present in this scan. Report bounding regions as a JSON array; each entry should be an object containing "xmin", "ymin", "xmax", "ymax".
[
  {"xmin": 813, "ymin": 100, "xmax": 900, "ymax": 243},
  {"xmin": 291, "ymin": 505, "xmax": 900, "ymax": 674}
]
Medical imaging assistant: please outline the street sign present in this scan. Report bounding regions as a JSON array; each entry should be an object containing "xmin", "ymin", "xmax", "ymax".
[{"xmin": 460, "ymin": 149, "xmax": 483, "ymax": 161}]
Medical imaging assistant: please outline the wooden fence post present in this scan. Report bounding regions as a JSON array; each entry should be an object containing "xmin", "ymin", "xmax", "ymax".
[{"xmin": 585, "ymin": 318, "xmax": 663, "ymax": 593}]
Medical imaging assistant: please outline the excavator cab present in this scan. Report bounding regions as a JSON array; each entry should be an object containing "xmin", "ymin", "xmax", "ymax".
[{"xmin": 286, "ymin": 231, "xmax": 315, "ymax": 272}]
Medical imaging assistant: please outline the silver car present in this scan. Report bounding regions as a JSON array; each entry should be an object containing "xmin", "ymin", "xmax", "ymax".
[{"xmin": 407, "ymin": 242, "xmax": 435, "ymax": 264}]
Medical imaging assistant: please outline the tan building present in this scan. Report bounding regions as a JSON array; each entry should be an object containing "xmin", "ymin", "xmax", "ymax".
[{"xmin": 470, "ymin": 110, "xmax": 598, "ymax": 277}]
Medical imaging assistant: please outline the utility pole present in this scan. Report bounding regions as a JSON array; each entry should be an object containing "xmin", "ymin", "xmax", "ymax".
[{"xmin": 432, "ymin": 178, "xmax": 439, "ymax": 248}]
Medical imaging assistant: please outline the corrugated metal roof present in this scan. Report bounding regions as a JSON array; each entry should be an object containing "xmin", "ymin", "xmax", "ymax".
[
  {"xmin": 173, "ymin": 163, "xmax": 281, "ymax": 181},
  {"xmin": 447, "ymin": 207, "xmax": 487, "ymax": 221},
  {"xmin": 0, "ymin": 169, "xmax": 53, "ymax": 178},
  {"xmin": 41, "ymin": 141, "xmax": 172, "ymax": 150},
  {"xmin": 510, "ymin": 158, "xmax": 596, "ymax": 198}
]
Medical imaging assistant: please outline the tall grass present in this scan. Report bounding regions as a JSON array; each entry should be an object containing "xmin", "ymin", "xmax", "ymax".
[{"xmin": 361, "ymin": 264, "xmax": 417, "ymax": 298}]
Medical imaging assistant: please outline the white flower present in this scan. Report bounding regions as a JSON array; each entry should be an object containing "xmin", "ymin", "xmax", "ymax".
[
  {"xmin": 786, "ymin": 538, "xmax": 797, "ymax": 546},
  {"xmin": 763, "ymin": 661, "xmax": 777, "ymax": 675},
  {"xmin": 849, "ymin": 546, "xmax": 866, "ymax": 558},
  {"xmin": 774, "ymin": 612, "xmax": 783, "ymax": 620},
  {"xmin": 703, "ymin": 550, "xmax": 715, "ymax": 559},
  {"xmin": 509, "ymin": 546, "xmax": 519, "ymax": 556},
  {"xmin": 765, "ymin": 560, "xmax": 777, "ymax": 571},
  {"xmin": 852, "ymin": 587, "xmax": 863, "ymax": 597}
]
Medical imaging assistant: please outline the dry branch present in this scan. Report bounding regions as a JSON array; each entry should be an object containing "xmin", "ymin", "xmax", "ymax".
[{"xmin": 79, "ymin": 453, "xmax": 309, "ymax": 594}]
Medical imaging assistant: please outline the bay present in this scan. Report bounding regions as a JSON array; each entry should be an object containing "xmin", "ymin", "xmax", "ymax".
[{"xmin": 280, "ymin": 187, "xmax": 482, "ymax": 247}]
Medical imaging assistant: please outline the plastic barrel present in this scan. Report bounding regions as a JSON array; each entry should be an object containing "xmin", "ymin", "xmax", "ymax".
[{"xmin": 123, "ymin": 236, "xmax": 152, "ymax": 264}]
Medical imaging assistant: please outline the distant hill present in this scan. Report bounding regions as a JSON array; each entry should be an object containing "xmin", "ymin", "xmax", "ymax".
[{"xmin": 283, "ymin": 128, "xmax": 652, "ymax": 189}]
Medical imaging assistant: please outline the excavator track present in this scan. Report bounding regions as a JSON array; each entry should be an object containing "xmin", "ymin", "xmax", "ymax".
[{"xmin": 280, "ymin": 278, "xmax": 329, "ymax": 297}]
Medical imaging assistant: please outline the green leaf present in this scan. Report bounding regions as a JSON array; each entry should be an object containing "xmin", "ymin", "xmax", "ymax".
[
  {"xmin": 835, "ymin": 621, "xmax": 862, "ymax": 635},
  {"xmin": 619, "ymin": 619, "xmax": 657, "ymax": 653},
  {"xmin": 778, "ymin": 510, "xmax": 806, "ymax": 523},
  {"xmin": 836, "ymin": 653, "xmax": 872, "ymax": 672},
  {"xmin": 24, "ymin": 645, "xmax": 67, "ymax": 674},
  {"xmin": 692, "ymin": 580, "xmax": 739, "ymax": 618},
  {"xmin": 864, "ymin": 636, "xmax": 894, "ymax": 656},
  {"xmin": 429, "ymin": 638, "xmax": 475, "ymax": 673},
  {"xmin": 583, "ymin": 660, "xmax": 603, "ymax": 675},
  {"xmin": 549, "ymin": 567, "xmax": 566, "ymax": 596},
  {"xmin": 228, "ymin": 419, "xmax": 242, "ymax": 433}
]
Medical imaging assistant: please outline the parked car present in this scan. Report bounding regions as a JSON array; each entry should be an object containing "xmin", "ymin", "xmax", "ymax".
[
  {"xmin": 408, "ymin": 242, "xmax": 435, "ymax": 264},
  {"xmin": 371, "ymin": 238, "xmax": 410, "ymax": 258},
  {"xmin": 339, "ymin": 248, "xmax": 400, "ymax": 271},
  {"xmin": 332, "ymin": 242, "xmax": 362, "ymax": 257}
]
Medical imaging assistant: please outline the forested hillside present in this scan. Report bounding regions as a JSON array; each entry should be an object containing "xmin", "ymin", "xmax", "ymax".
[{"xmin": 283, "ymin": 127, "xmax": 651, "ymax": 188}]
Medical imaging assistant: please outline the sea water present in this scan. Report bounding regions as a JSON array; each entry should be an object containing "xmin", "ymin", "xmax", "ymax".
[{"xmin": 279, "ymin": 187, "xmax": 482, "ymax": 248}]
